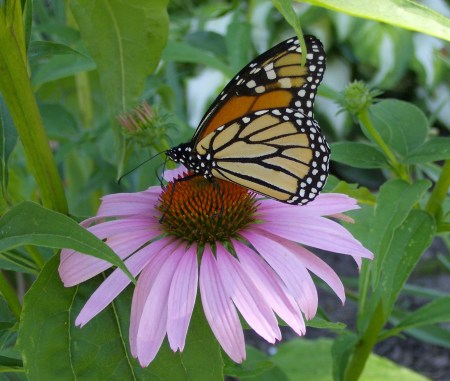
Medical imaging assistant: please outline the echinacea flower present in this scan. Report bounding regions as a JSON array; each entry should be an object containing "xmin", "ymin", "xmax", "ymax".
[{"xmin": 59, "ymin": 168, "xmax": 373, "ymax": 366}]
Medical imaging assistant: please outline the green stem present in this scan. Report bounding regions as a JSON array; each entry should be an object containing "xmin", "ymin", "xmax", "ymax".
[
  {"xmin": 0, "ymin": 3, "xmax": 68, "ymax": 213},
  {"xmin": 345, "ymin": 301, "xmax": 386, "ymax": 381},
  {"xmin": 0, "ymin": 271, "xmax": 21, "ymax": 319},
  {"xmin": 425, "ymin": 159, "xmax": 450, "ymax": 220},
  {"xmin": 26, "ymin": 245, "xmax": 46, "ymax": 269},
  {"xmin": 358, "ymin": 109, "xmax": 409, "ymax": 181}
]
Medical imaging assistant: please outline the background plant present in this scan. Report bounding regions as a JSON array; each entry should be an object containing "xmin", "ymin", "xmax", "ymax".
[{"xmin": 0, "ymin": 0, "xmax": 449, "ymax": 380}]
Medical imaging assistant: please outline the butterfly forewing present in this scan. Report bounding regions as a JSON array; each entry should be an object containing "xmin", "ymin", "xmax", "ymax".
[
  {"xmin": 167, "ymin": 34, "xmax": 329, "ymax": 206},
  {"xmin": 195, "ymin": 107, "xmax": 329, "ymax": 204},
  {"xmin": 193, "ymin": 35, "xmax": 326, "ymax": 144}
]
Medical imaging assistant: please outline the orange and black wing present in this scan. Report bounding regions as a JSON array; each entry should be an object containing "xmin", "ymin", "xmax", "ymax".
[
  {"xmin": 192, "ymin": 35, "xmax": 326, "ymax": 145},
  {"xmin": 195, "ymin": 108, "xmax": 329, "ymax": 205}
]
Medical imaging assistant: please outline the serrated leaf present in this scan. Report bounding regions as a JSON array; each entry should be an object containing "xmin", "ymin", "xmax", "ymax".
[
  {"xmin": 368, "ymin": 100, "xmax": 429, "ymax": 158},
  {"xmin": 381, "ymin": 210, "xmax": 435, "ymax": 318},
  {"xmin": 0, "ymin": 202, "xmax": 133, "ymax": 282},
  {"xmin": 71, "ymin": 0, "xmax": 169, "ymax": 116},
  {"xmin": 403, "ymin": 137, "xmax": 450, "ymax": 164},
  {"xmin": 331, "ymin": 142, "xmax": 388, "ymax": 168},
  {"xmin": 301, "ymin": 0, "xmax": 450, "ymax": 42}
]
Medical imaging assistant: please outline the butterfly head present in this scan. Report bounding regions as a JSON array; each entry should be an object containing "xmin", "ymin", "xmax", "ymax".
[
  {"xmin": 166, "ymin": 143, "xmax": 213, "ymax": 179},
  {"xmin": 166, "ymin": 143, "xmax": 192, "ymax": 164}
]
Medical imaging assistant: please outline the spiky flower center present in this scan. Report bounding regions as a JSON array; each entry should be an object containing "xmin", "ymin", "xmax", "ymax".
[{"xmin": 157, "ymin": 175, "xmax": 257, "ymax": 243}]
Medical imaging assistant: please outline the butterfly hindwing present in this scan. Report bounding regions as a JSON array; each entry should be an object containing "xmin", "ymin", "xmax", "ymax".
[
  {"xmin": 195, "ymin": 107, "xmax": 329, "ymax": 204},
  {"xmin": 193, "ymin": 35, "xmax": 326, "ymax": 144},
  {"xmin": 166, "ymin": 34, "xmax": 329, "ymax": 206}
]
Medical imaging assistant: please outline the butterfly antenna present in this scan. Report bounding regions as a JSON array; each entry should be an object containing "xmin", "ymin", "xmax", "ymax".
[{"xmin": 118, "ymin": 150, "xmax": 167, "ymax": 184}]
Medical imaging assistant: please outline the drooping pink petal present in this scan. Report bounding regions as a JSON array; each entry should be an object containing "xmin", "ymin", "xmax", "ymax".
[
  {"xmin": 59, "ymin": 228, "xmax": 161, "ymax": 286},
  {"xmin": 136, "ymin": 244, "xmax": 185, "ymax": 366},
  {"xmin": 216, "ymin": 244, "xmax": 281, "ymax": 343},
  {"xmin": 167, "ymin": 244, "xmax": 198, "ymax": 352},
  {"xmin": 86, "ymin": 218, "xmax": 160, "ymax": 239},
  {"xmin": 163, "ymin": 165, "xmax": 187, "ymax": 181},
  {"xmin": 257, "ymin": 216, "xmax": 373, "ymax": 259},
  {"xmin": 257, "ymin": 193, "xmax": 359, "ymax": 216},
  {"xmin": 266, "ymin": 234, "xmax": 346, "ymax": 304},
  {"xmin": 200, "ymin": 245, "xmax": 245, "ymax": 363},
  {"xmin": 96, "ymin": 191, "xmax": 160, "ymax": 218},
  {"xmin": 241, "ymin": 230, "xmax": 318, "ymax": 319},
  {"xmin": 232, "ymin": 239, "xmax": 305, "ymax": 335},
  {"xmin": 129, "ymin": 241, "xmax": 176, "ymax": 357},
  {"xmin": 75, "ymin": 237, "xmax": 176, "ymax": 327}
]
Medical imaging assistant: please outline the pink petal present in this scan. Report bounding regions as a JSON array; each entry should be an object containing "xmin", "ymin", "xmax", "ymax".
[
  {"xmin": 257, "ymin": 216, "xmax": 373, "ymax": 259},
  {"xmin": 241, "ymin": 230, "xmax": 318, "ymax": 319},
  {"xmin": 75, "ymin": 238, "xmax": 176, "ymax": 327},
  {"xmin": 86, "ymin": 218, "xmax": 159, "ymax": 239},
  {"xmin": 257, "ymin": 193, "xmax": 359, "ymax": 216},
  {"xmin": 216, "ymin": 244, "xmax": 281, "ymax": 343},
  {"xmin": 97, "ymin": 191, "xmax": 160, "ymax": 218},
  {"xmin": 59, "ymin": 230, "xmax": 157, "ymax": 286},
  {"xmin": 167, "ymin": 244, "xmax": 198, "ymax": 351},
  {"xmin": 200, "ymin": 245, "xmax": 245, "ymax": 363},
  {"xmin": 136, "ymin": 244, "xmax": 185, "ymax": 366},
  {"xmin": 163, "ymin": 165, "xmax": 187, "ymax": 181},
  {"xmin": 268, "ymin": 234, "xmax": 346, "ymax": 304},
  {"xmin": 232, "ymin": 239, "xmax": 305, "ymax": 335},
  {"xmin": 129, "ymin": 241, "xmax": 178, "ymax": 357}
]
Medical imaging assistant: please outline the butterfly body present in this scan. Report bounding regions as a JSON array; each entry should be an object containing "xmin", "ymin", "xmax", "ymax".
[{"xmin": 167, "ymin": 35, "xmax": 330, "ymax": 205}]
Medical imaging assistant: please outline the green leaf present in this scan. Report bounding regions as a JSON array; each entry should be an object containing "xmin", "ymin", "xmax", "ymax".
[
  {"xmin": 403, "ymin": 137, "xmax": 450, "ymax": 164},
  {"xmin": 390, "ymin": 309, "xmax": 450, "ymax": 349},
  {"xmin": 331, "ymin": 334, "xmax": 358, "ymax": 381},
  {"xmin": 19, "ymin": 256, "xmax": 143, "ymax": 380},
  {"xmin": 0, "ymin": 249, "xmax": 39, "ymax": 274},
  {"xmin": 71, "ymin": 0, "xmax": 169, "ymax": 116},
  {"xmin": 0, "ymin": 202, "xmax": 134, "ymax": 283},
  {"xmin": 306, "ymin": 317, "xmax": 346, "ymax": 330},
  {"xmin": 28, "ymin": 40, "xmax": 88, "ymax": 62},
  {"xmin": 271, "ymin": 0, "xmax": 306, "ymax": 65},
  {"xmin": 0, "ymin": 94, "xmax": 17, "ymax": 212},
  {"xmin": 369, "ymin": 179, "xmax": 431, "ymax": 286},
  {"xmin": 368, "ymin": 100, "xmax": 429, "ymax": 158},
  {"xmin": 163, "ymin": 41, "xmax": 233, "ymax": 76},
  {"xmin": 300, "ymin": 0, "xmax": 450, "ymax": 42},
  {"xmin": 331, "ymin": 142, "xmax": 388, "ymax": 168},
  {"xmin": 383, "ymin": 296, "xmax": 450, "ymax": 339},
  {"xmin": 19, "ymin": 256, "xmax": 223, "ymax": 380},
  {"xmin": 272, "ymin": 338, "xmax": 430, "ymax": 381},
  {"xmin": 225, "ymin": 347, "xmax": 277, "ymax": 379},
  {"xmin": 31, "ymin": 54, "xmax": 96, "ymax": 89},
  {"xmin": 381, "ymin": 209, "xmax": 435, "ymax": 318},
  {"xmin": 328, "ymin": 180, "xmax": 376, "ymax": 205},
  {"xmin": 225, "ymin": 13, "xmax": 252, "ymax": 73}
]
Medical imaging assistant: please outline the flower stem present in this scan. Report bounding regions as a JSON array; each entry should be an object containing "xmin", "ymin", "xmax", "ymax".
[
  {"xmin": 345, "ymin": 301, "xmax": 385, "ymax": 381},
  {"xmin": 0, "ymin": 3, "xmax": 68, "ymax": 213},
  {"xmin": 425, "ymin": 159, "xmax": 450, "ymax": 220},
  {"xmin": 358, "ymin": 109, "xmax": 409, "ymax": 181},
  {"xmin": 0, "ymin": 271, "xmax": 21, "ymax": 319}
]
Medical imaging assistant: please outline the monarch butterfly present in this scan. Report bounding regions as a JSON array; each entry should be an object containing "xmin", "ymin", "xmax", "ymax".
[{"xmin": 166, "ymin": 35, "xmax": 329, "ymax": 205}]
